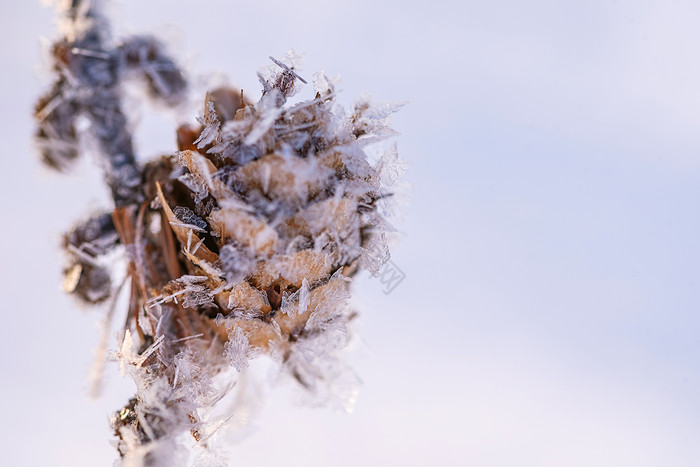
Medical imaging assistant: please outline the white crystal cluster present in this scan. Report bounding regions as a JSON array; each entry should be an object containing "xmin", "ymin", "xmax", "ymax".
[{"xmin": 106, "ymin": 53, "xmax": 406, "ymax": 464}]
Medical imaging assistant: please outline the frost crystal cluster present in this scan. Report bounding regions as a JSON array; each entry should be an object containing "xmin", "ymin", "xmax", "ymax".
[{"xmin": 35, "ymin": 1, "xmax": 405, "ymax": 464}]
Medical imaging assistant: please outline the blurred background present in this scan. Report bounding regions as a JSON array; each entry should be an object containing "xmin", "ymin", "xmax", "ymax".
[{"xmin": 2, "ymin": 0, "xmax": 700, "ymax": 465}]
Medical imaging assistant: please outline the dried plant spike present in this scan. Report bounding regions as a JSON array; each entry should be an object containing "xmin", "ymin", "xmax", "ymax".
[
  {"xmin": 35, "ymin": 0, "xmax": 186, "ymax": 206},
  {"xmin": 36, "ymin": 4, "xmax": 406, "ymax": 465}
]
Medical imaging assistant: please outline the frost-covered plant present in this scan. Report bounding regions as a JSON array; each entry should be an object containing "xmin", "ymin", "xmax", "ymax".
[{"xmin": 35, "ymin": 1, "xmax": 405, "ymax": 465}]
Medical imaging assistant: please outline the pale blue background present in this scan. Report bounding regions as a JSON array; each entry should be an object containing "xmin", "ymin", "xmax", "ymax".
[{"xmin": 1, "ymin": 0, "xmax": 700, "ymax": 465}]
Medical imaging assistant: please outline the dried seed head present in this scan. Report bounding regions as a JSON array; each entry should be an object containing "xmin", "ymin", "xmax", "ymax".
[{"xmin": 37, "ymin": 4, "xmax": 405, "ymax": 464}]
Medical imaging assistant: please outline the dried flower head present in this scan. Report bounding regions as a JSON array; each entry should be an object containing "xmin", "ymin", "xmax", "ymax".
[{"xmin": 35, "ymin": 1, "xmax": 406, "ymax": 464}]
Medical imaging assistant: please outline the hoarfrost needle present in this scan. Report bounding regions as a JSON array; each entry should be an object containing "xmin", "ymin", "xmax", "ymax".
[{"xmin": 35, "ymin": 0, "xmax": 407, "ymax": 464}]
